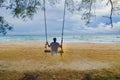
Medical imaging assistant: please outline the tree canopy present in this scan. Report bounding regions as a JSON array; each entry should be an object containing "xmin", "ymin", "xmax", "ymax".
[{"xmin": 0, "ymin": 0, "xmax": 120, "ymax": 35}]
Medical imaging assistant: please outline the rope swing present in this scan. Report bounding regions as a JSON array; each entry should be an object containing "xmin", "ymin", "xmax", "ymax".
[
  {"xmin": 43, "ymin": 0, "xmax": 66, "ymax": 56},
  {"xmin": 43, "ymin": 0, "xmax": 48, "ymax": 49},
  {"xmin": 61, "ymin": 0, "xmax": 66, "ymax": 49}
]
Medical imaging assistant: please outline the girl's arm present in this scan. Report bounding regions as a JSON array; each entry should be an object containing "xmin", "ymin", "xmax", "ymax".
[{"xmin": 46, "ymin": 42, "xmax": 50, "ymax": 47}]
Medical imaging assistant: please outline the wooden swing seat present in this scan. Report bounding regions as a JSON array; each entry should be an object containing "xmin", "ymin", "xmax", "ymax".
[
  {"xmin": 44, "ymin": 50, "xmax": 51, "ymax": 53},
  {"xmin": 44, "ymin": 49, "xmax": 64, "ymax": 53}
]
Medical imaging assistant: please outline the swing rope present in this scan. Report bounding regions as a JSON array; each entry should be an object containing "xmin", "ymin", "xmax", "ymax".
[
  {"xmin": 60, "ymin": 0, "xmax": 66, "ymax": 56},
  {"xmin": 61, "ymin": 0, "xmax": 66, "ymax": 47},
  {"xmin": 43, "ymin": 0, "xmax": 48, "ymax": 49}
]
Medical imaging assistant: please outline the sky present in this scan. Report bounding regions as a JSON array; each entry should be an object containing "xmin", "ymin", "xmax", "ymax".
[{"xmin": 0, "ymin": 0, "xmax": 120, "ymax": 35}]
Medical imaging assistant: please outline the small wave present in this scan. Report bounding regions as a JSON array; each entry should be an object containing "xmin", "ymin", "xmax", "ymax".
[{"xmin": 0, "ymin": 35, "xmax": 120, "ymax": 43}]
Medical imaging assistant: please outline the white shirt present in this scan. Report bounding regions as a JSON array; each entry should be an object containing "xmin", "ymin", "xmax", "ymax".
[{"xmin": 50, "ymin": 42, "xmax": 60, "ymax": 56}]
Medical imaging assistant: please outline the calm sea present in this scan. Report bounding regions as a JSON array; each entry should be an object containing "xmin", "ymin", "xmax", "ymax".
[{"xmin": 0, "ymin": 35, "xmax": 120, "ymax": 43}]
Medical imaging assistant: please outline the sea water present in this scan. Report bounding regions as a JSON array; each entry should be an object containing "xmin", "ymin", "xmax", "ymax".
[{"xmin": 0, "ymin": 34, "xmax": 120, "ymax": 43}]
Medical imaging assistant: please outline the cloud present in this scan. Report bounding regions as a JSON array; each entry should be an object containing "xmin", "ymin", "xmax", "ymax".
[{"xmin": 69, "ymin": 22, "xmax": 120, "ymax": 34}]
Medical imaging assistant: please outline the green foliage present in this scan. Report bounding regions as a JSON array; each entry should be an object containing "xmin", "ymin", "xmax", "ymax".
[
  {"xmin": 0, "ymin": 0, "xmax": 4, "ymax": 4},
  {"xmin": 0, "ymin": 0, "xmax": 42, "ymax": 35},
  {"xmin": 11, "ymin": 0, "xmax": 41, "ymax": 19},
  {"xmin": 0, "ymin": 16, "xmax": 13, "ymax": 35}
]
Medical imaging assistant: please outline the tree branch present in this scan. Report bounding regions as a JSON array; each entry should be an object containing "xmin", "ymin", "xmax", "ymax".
[{"xmin": 109, "ymin": 0, "xmax": 113, "ymax": 27}]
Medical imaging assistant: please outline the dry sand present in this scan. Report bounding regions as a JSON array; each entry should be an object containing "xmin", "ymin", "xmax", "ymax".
[{"xmin": 0, "ymin": 42, "xmax": 120, "ymax": 72}]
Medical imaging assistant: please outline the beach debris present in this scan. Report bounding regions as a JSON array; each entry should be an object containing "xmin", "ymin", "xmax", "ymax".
[
  {"xmin": 82, "ymin": 73, "xmax": 92, "ymax": 80},
  {"xmin": 19, "ymin": 73, "xmax": 39, "ymax": 80}
]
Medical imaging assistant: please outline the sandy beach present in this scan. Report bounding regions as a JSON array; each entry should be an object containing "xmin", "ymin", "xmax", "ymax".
[{"xmin": 0, "ymin": 42, "xmax": 120, "ymax": 80}]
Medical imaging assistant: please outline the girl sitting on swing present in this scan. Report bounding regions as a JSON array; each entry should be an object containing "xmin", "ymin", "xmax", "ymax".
[{"xmin": 46, "ymin": 38, "xmax": 63, "ymax": 56}]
